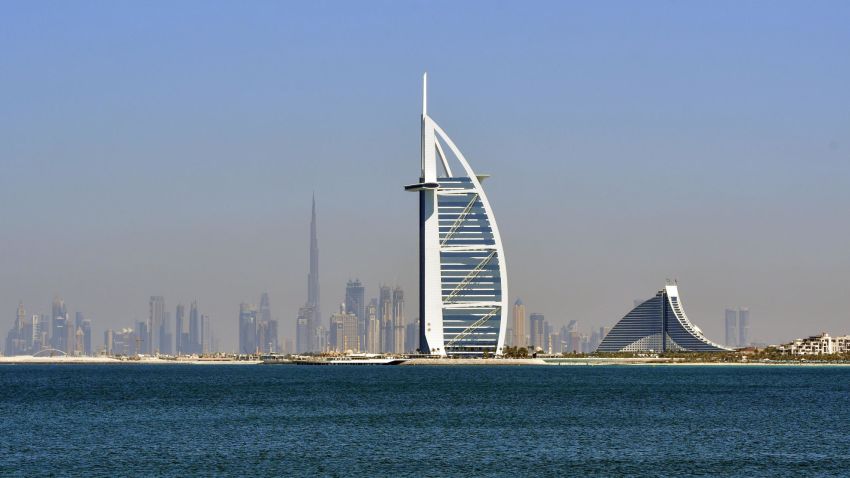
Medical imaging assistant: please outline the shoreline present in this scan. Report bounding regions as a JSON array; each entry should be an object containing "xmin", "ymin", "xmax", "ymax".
[{"xmin": 2, "ymin": 355, "xmax": 850, "ymax": 366}]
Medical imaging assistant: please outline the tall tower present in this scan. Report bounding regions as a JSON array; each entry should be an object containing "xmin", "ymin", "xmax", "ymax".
[
  {"xmin": 148, "ymin": 296, "xmax": 165, "ymax": 355},
  {"xmin": 189, "ymin": 301, "xmax": 200, "ymax": 355},
  {"xmin": 405, "ymin": 74, "xmax": 509, "ymax": 357},
  {"xmin": 392, "ymin": 286, "xmax": 405, "ymax": 354},
  {"xmin": 175, "ymin": 304, "xmax": 185, "ymax": 355},
  {"xmin": 738, "ymin": 308, "xmax": 750, "ymax": 347},
  {"xmin": 378, "ymin": 285, "xmax": 393, "ymax": 353},
  {"xmin": 308, "ymin": 194, "xmax": 321, "ymax": 342},
  {"xmin": 529, "ymin": 313, "xmax": 545, "ymax": 351},
  {"xmin": 512, "ymin": 299, "xmax": 527, "ymax": 348},
  {"xmin": 239, "ymin": 303, "xmax": 258, "ymax": 354},
  {"xmin": 345, "ymin": 280, "xmax": 366, "ymax": 347},
  {"xmin": 724, "ymin": 308, "xmax": 738, "ymax": 348}
]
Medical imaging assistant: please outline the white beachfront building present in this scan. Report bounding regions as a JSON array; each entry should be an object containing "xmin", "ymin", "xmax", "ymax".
[{"xmin": 777, "ymin": 333, "xmax": 850, "ymax": 355}]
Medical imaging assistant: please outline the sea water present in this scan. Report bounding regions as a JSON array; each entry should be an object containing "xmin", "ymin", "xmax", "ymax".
[{"xmin": 1, "ymin": 365, "xmax": 848, "ymax": 476}]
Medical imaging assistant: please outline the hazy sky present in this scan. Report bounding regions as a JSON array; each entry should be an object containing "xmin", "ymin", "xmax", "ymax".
[{"xmin": 2, "ymin": 1, "xmax": 849, "ymax": 350}]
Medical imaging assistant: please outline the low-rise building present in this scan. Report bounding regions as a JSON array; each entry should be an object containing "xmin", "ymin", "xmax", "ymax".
[{"xmin": 778, "ymin": 333, "xmax": 850, "ymax": 355}]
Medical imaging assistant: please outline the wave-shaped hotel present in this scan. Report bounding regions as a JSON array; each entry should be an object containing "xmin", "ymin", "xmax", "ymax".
[
  {"xmin": 597, "ymin": 283, "xmax": 731, "ymax": 353},
  {"xmin": 406, "ymin": 74, "xmax": 508, "ymax": 357}
]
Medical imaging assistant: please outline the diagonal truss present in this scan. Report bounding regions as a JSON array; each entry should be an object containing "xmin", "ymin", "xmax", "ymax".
[
  {"xmin": 440, "ymin": 193, "xmax": 479, "ymax": 246},
  {"xmin": 443, "ymin": 250, "xmax": 497, "ymax": 304},
  {"xmin": 444, "ymin": 307, "xmax": 501, "ymax": 350}
]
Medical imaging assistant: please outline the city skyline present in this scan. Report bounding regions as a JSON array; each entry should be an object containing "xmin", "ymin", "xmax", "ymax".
[{"xmin": 3, "ymin": 2, "xmax": 849, "ymax": 349}]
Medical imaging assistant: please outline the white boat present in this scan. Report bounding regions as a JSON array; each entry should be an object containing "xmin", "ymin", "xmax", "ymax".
[{"xmin": 292, "ymin": 354, "xmax": 407, "ymax": 366}]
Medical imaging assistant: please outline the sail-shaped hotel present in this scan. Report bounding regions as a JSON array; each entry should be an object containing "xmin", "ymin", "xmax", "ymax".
[{"xmin": 406, "ymin": 74, "xmax": 508, "ymax": 357}]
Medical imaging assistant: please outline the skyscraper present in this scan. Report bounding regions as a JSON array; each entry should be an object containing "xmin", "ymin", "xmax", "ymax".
[
  {"xmin": 529, "ymin": 313, "xmax": 545, "ymax": 352},
  {"xmin": 81, "ymin": 319, "xmax": 92, "ymax": 356},
  {"xmin": 738, "ymin": 308, "xmax": 750, "ymax": 347},
  {"xmin": 4, "ymin": 302, "xmax": 29, "ymax": 356},
  {"xmin": 378, "ymin": 285, "xmax": 393, "ymax": 352},
  {"xmin": 407, "ymin": 74, "xmax": 509, "ymax": 357},
  {"xmin": 295, "ymin": 195, "xmax": 321, "ymax": 353},
  {"xmin": 308, "ymin": 194, "xmax": 320, "ymax": 348},
  {"xmin": 724, "ymin": 308, "xmax": 738, "ymax": 348},
  {"xmin": 238, "ymin": 303, "xmax": 258, "ymax": 354},
  {"xmin": 296, "ymin": 305, "xmax": 314, "ymax": 354},
  {"xmin": 175, "ymin": 304, "xmax": 186, "ymax": 355},
  {"xmin": 392, "ymin": 286, "xmax": 405, "ymax": 354},
  {"xmin": 200, "ymin": 314, "xmax": 210, "ymax": 354},
  {"xmin": 512, "ymin": 299, "xmax": 527, "ymax": 348},
  {"xmin": 51, "ymin": 296, "xmax": 67, "ymax": 351},
  {"xmin": 258, "ymin": 292, "xmax": 278, "ymax": 353},
  {"xmin": 365, "ymin": 299, "xmax": 380, "ymax": 354},
  {"xmin": 405, "ymin": 316, "xmax": 420, "ymax": 353},
  {"xmin": 52, "ymin": 314, "xmax": 68, "ymax": 353},
  {"xmin": 345, "ymin": 280, "xmax": 365, "ymax": 347},
  {"xmin": 148, "ymin": 296, "xmax": 165, "ymax": 355},
  {"xmin": 188, "ymin": 300, "xmax": 200, "ymax": 355},
  {"xmin": 329, "ymin": 304, "xmax": 359, "ymax": 353}
]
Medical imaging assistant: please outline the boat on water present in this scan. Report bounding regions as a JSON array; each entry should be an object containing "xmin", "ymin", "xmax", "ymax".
[{"xmin": 291, "ymin": 354, "xmax": 407, "ymax": 366}]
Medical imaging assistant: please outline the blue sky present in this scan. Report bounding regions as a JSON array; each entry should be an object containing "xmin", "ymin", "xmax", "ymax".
[{"xmin": 2, "ymin": 1, "xmax": 849, "ymax": 349}]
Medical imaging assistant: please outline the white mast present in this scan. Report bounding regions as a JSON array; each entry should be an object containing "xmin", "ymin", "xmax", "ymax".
[{"xmin": 422, "ymin": 72, "xmax": 427, "ymax": 117}]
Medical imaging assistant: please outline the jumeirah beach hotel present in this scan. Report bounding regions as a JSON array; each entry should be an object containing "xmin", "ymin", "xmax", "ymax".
[{"xmin": 597, "ymin": 283, "xmax": 732, "ymax": 353}]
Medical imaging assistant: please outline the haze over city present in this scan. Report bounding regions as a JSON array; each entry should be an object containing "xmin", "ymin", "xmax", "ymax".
[{"xmin": 2, "ymin": 1, "xmax": 849, "ymax": 350}]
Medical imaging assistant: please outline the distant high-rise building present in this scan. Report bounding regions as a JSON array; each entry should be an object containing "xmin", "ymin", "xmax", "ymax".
[
  {"xmin": 329, "ymin": 304, "xmax": 359, "ymax": 353},
  {"xmin": 52, "ymin": 296, "xmax": 66, "ymax": 326},
  {"xmin": 392, "ymin": 287, "xmax": 405, "ymax": 354},
  {"xmin": 200, "ymin": 314, "xmax": 211, "ymax": 354},
  {"xmin": 188, "ymin": 301, "xmax": 201, "ymax": 355},
  {"xmin": 512, "ymin": 299, "xmax": 527, "ymax": 348},
  {"xmin": 529, "ymin": 313, "xmax": 545, "ymax": 352},
  {"xmin": 307, "ymin": 195, "xmax": 321, "ymax": 350},
  {"xmin": 159, "ymin": 311, "xmax": 172, "ymax": 355},
  {"xmin": 50, "ymin": 296, "xmax": 67, "ymax": 352},
  {"xmin": 259, "ymin": 293, "xmax": 272, "ymax": 324},
  {"xmin": 568, "ymin": 331, "xmax": 581, "ymax": 354},
  {"xmin": 148, "ymin": 296, "xmax": 165, "ymax": 355},
  {"xmin": 405, "ymin": 317, "xmax": 419, "ymax": 353},
  {"xmin": 365, "ymin": 299, "xmax": 380, "ymax": 354},
  {"xmin": 238, "ymin": 303, "xmax": 258, "ymax": 354},
  {"xmin": 104, "ymin": 329, "xmax": 114, "ymax": 355},
  {"xmin": 135, "ymin": 321, "xmax": 148, "ymax": 355},
  {"xmin": 81, "ymin": 319, "xmax": 92, "ymax": 356},
  {"xmin": 293, "ymin": 195, "xmax": 321, "ymax": 353},
  {"xmin": 724, "ymin": 308, "xmax": 738, "ymax": 348},
  {"xmin": 4, "ymin": 302, "xmax": 29, "ymax": 356},
  {"xmin": 32, "ymin": 314, "xmax": 46, "ymax": 352},
  {"xmin": 175, "ymin": 304, "xmax": 186, "ymax": 355},
  {"xmin": 738, "ymin": 308, "xmax": 750, "ymax": 347},
  {"xmin": 296, "ymin": 305, "xmax": 314, "ymax": 354},
  {"xmin": 105, "ymin": 327, "xmax": 136, "ymax": 356},
  {"xmin": 52, "ymin": 314, "xmax": 69, "ymax": 353},
  {"xmin": 378, "ymin": 286, "xmax": 393, "ymax": 353},
  {"xmin": 345, "ymin": 280, "xmax": 366, "ymax": 347},
  {"xmin": 256, "ymin": 292, "xmax": 278, "ymax": 353}
]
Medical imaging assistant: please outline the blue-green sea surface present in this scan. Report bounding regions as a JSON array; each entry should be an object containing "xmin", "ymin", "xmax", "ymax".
[{"xmin": 1, "ymin": 365, "xmax": 848, "ymax": 477}]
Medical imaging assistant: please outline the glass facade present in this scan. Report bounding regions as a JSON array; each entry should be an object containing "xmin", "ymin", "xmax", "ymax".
[
  {"xmin": 437, "ymin": 177, "xmax": 503, "ymax": 356},
  {"xmin": 597, "ymin": 285, "xmax": 730, "ymax": 353}
]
